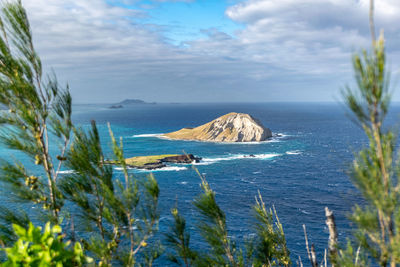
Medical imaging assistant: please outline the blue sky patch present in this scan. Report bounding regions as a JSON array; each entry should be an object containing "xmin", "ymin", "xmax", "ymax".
[{"xmin": 107, "ymin": 0, "xmax": 244, "ymax": 45}]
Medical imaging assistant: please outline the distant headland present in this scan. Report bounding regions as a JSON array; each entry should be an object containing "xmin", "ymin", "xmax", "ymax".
[
  {"xmin": 164, "ymin": 112, "xmax": 272, "ymax": 142},
  {"xmin": 109, "ymin": 99, "xmax": 156, "ymax": 109}
]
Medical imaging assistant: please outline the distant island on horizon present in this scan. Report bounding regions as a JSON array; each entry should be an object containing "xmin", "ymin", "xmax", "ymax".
[{"xmin": 109, "ymin": 98, "xmax": 157, "ymax": 109}]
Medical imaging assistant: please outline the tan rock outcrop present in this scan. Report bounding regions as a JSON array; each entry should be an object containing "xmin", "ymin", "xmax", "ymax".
[{"xmin": 163, "ymin": 112, "xmax": 272, "ymax": 142}]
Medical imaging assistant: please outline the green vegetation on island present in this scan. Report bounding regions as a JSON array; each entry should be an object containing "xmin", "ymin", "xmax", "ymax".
[{"xmin": 125, "ymin": 154, "xmax": 180, "ymax": 167}]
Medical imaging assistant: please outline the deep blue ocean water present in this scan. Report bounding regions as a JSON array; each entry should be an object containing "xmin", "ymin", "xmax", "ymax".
[{"xmin": 3, "ymin": 102, "xmax": 400, "ymax": 265}]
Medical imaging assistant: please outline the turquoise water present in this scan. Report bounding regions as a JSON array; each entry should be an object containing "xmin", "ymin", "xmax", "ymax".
[{"xmin": 3, "ymin": 102, "xmax": 394, "ymax": 265}]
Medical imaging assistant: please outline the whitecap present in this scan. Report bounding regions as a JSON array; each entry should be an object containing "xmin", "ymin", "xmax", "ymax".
[
  {"xmin": 131, "ymin": 133, "xmax": 163, "ymax": 138},
  {"xmin": 114, "ymin": 166, "xmax": 187, "ymax": 172},
  {"xmin": 58, "ymin": 170, "xmax": 75, "ymax": 174},
  {"xmin": 213, "ymin": 133, "xmax": 290, "ymax": 144},
  {"xmin": 215, "ymin": 140, "xmax": 280, "ymax": 145},
  {"xmin": 137, "ymin": 166, "xmax": 188, "ymax": 172},
  {"xmin": 300, "ymin": 209, "xmax": 311, "ymax": 215},
  {"xmin": 179, "ymin": 181, "xmax": 188, "ymax": 185},
  {"xmin": 249, "ymin": 154, "xmax": 281, "ymax": 159},
  {"xmin": 113, "ymin": 167, "xmax": 134, "ymax": 171},
  {"xmin": 275, "ymin": 133, "xmax": 290, "ymax": 138},
  {"xmin": 195, "ymin": 153, "xmax": 281, "ymax": 165},
  {"xmin": 286, "ymin": 150, "xmax": 302, "ymax": 155}
]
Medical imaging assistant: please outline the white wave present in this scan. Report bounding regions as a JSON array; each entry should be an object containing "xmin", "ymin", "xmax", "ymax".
[
  {"xmin": 213, "ymin": 133, "xmax": 290, "ymax": 144},
  {"xmin": 286, "ymin": 150, "xmax": 302, "ymax": 155},
  {"xmin": 274, "ymin": 133, "xmax": 290, "ymax": 138},
  {"xmin": 300, "ymin": 209, "xmax": 311, "ymax": 215},
  {"xmin": 248, "ymin": 153, "xmax": 281, "ymax": 159},
  {"xmin": 132, "ymin": 133, "xmax": 163, "ymax": 138},
  {"xmin": 215, "ymin": 140, "xmax": 279, "ymax": 145},
  {"xmin": 138, "ymin": 166, "xmax": 188, "ymax": 172},
  {"xmin": 241, "ymin": 178, "xmax": 255, "ymax": 184},
  {"xmin": 192, "ymin": 162, "xmax": 214, "ymax": 165},
  {"xmin": 58, "ymin": 170, "xmax": 74, "ymax": 174},
  {"xmin": 179, "ymin": 181, "xmax": 188, "ymax": 185},
  {"xmin": 194, "ymin": 153, "xmax": 281, "ymax": 165},
  {"xmin": 114, "ymin": 166, "xmax": 187, "ymax": 172}
]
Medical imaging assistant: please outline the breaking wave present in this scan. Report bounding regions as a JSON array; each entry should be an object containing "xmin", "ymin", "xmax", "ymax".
[
  {"xmin": 138, "ymin": 166, "xmax": 188, "ymax": 172},
  {"xmin": 286, "ymin": 150, "xmax": 302, "ymax": 155},
  {"xmin": 114, "ymin": 166, "xmax": 188, "ymax": 172},
  {"xmin": 214, "ymin": 133, "xmax": 290, "ymax": 145},
  {"xmin": 194, "ymin": 153, "xmax": 281, "ymax": 165},
  {"xmin": 132, "ymin": 133, "xmax": 163, "ymax": 138},
  {"xmin": 58, "ymin": 170, "xmax": 75, "ymax": 174}
]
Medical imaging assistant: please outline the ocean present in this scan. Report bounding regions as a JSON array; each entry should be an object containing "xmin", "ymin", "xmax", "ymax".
[{"xmin": 3, "ymin": 102, "xmax": 397, "ymax": 265}]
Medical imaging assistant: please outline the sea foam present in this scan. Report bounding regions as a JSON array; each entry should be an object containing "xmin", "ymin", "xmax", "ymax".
[
  {"xmin": 58, "ymin": 170, "xmax": 75, "ymax": 174},
  {"xmin": 286, "ymin": 150, "xmax": 302, "ymax": 155},
  {"xmin": 194, "ymin": 153, "xmax": 281, "ymax": 165},
  {"xmin": 114, "ymin": 166, "xmax": 188, "ymax": 172},
  {"xmin": 132, "ymin": 133, "xmax": 163, "ymax": 138},
  {"xmin": 138, "ymin": 166, "xmax": 188, "ymax": 172}
]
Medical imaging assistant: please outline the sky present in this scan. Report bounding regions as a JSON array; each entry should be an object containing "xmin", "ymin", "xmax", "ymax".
[{"xmin": 20, "ymin": 0, "xmax": 400, "ymax": 103}]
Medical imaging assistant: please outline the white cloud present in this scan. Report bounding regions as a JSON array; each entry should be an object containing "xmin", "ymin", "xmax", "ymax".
[
  {"xmin": 221, "ymin": 0, "xmax": 400, "ymax": 72},
  {"xmin": 18, "ymin": 0, "xmax": 400, "ymax": 102},
  {"xmin": 187, "ymin": 0, "xmax": 400, "ymax": 83}
]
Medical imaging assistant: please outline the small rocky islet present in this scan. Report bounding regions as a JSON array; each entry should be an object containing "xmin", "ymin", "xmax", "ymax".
[
  {"xmin": 163, "ymin": 112, "xmax": 272, "ymax": 142},
  {"xmin": 115, "ymin": 154, "xmax": 201, "ymax": 170}
]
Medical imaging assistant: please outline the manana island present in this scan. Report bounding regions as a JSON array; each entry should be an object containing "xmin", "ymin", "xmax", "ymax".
[{"xmin": 110, "ymin": 112, "xmax": 272, "ymax": 170}]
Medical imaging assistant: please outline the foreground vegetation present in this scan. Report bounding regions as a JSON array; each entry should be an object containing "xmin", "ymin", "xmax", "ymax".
[{"xmin": 0, "ymin": 0, "xmax": 399, "ymax": 266}]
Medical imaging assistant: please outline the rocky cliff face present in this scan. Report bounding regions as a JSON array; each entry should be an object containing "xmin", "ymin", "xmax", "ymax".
[{"xmin": 163, "ymin": 112, "xmax": 272, "ymax": 142}]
